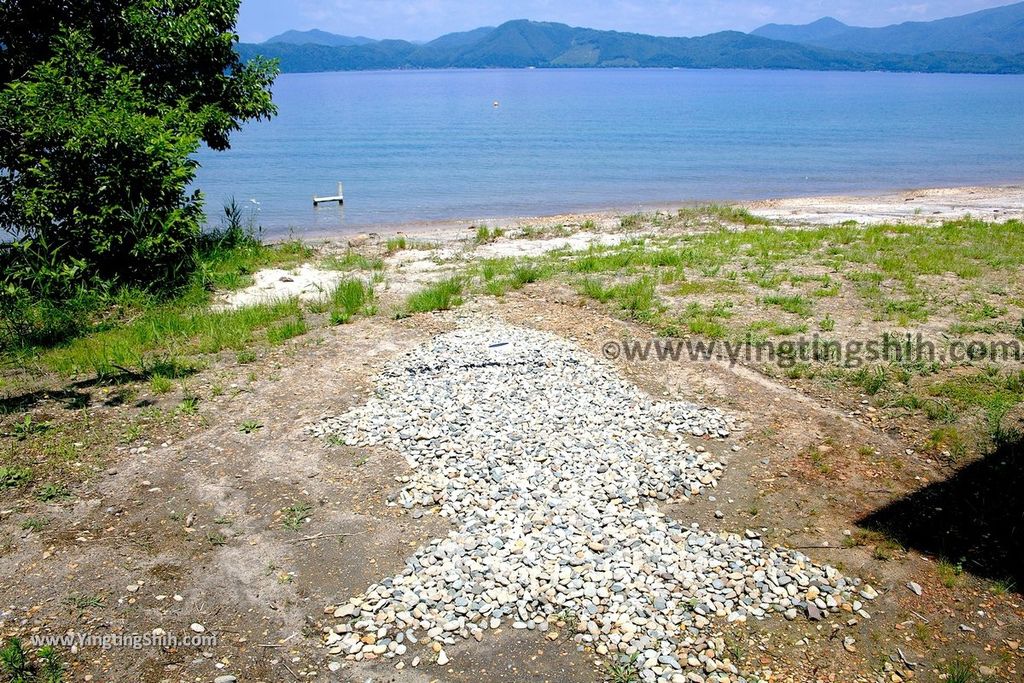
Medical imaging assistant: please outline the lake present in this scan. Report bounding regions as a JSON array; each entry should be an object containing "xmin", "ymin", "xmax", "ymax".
[{"xmin": 192, "ymin": 68, "xmax": 1024, "ymax": 238}]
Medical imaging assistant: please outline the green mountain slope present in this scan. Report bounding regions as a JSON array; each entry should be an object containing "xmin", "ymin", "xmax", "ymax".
[
  {"xmin": 264, "ymin": 29, "xmax": 377, "ymax": 47},
  {"xmin": 753, "ymin": 2, "xmax": 1024, "ymax": 55}
]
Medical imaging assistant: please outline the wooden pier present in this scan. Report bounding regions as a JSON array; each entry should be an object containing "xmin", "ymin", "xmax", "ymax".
[{"xmin": 313, "ymin": 182, "xmax": 344, "ymax": 206}]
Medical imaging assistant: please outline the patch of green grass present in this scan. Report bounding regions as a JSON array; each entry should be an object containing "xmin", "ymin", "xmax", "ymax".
[
  {"xmin": 960, "ymin": 298, "xmax": 1006, "ymax": 322},
  {"xmin": 509, "ymin": 264, "xmax": 549, "ymax": 288},
  {"xmin": 812, "ymin": 276, "xmax": 841, "ymax": 297},
  {"xmin": 927, "ymin": 370, "xmax": 1024, "ymax": 442},
  {"xmin": 849, "ymin": 366, "xmax": 889, "ymax": 395},
  {"xmin": 604, "ymin": 653, "xmax": 641, "ymax": 683},
  {"xmin": 678, "ymin": 204, "xmax": 770, "ymax": 226},
  {"xmin": 667, "ymin": 301, "xmax": 734, "ymax": 339},
  {"xmin": 178, "ymin": 392, "xmax": 200, "ymax": 415},
  {"xmin": 672, "ymin": 281, "xmax": 708, "ymax": 296},
  {"xmin": 474, "ymin": 225, "xmax": 505, "ymax": 244},
  {"xmin": 20, "ymin": 517, "xmax": 48, "ymax": 532},
  {"xmin": 948, "ymin": 320, "xmax": 1023, "ymax": 337},
  {"xmin": 36, "ymin": 483, "xmax": 70, "ymax": 502},
  {"xmin": 239, "ymin": 420, "xmax": 263, "ymax": 434},
  {"xmin": 576, "ymin": 278, "xmax": 616, "ymax": 303},
  {"xmin": 149, "ymin": 376, "xmax": 172, "ymax": 394},
  {"xmin": 880, "ymin": 297, "xmax": 929, "ymax": 324},
  {"xmin": 921, "ymin": 398, "xmax": 957, "ymax": 423},
  {"xmin": 266, "ymin": 317, "xmax": 308, "ymax": 345},
  {"xmin": 483, "ymin": 262, "xmax": 552, "ymax": 296},
  {"xmin": 321, "ymin": 251, "xmax": 384, "ymax": 272},
  {"xmin": 807, "ymin": 446, "xmax": 831, "ymax": 474},
  {"xmin": 38, "ymin": 298, "xmax": 303, "ymax": 378},
  {"xmin": 612, "ymin": 277, "xmax": 658, "ymax": 321},
  {"xmin": 819, "ymin": 314, "xmax": 836, "ymax": 332},
  {"xmin": 236, "ymin": 349, "xmax": 256, "ymax": 364},
  {"xmin": 0, "ymin": 637, "xmax": 32, "ymax": 683},
  {"xmin": 196, "ymin": 230, "xmax": 314, "ymax": 293},
  {"xmin": 940, "ymin": 655, "xmax": 984, "ymax": 683},
  {"xmin": 619, "ymin": 213, "xmax": 645, "ymax": 229},
  {"xmin": 480, "ymin": 258, "xmax": 514, "ymax": 282},
  {"xmin": 122, "ymin": 422, "xmax": 143, "ymax": 444},
  {"xmin": 329, "ymin": 279, "xmax": 375, "ymax": 323},
  {"xmin": 37, "ymin": 644, "xmax": 64, "ymax": 683},
  {"xmin": 206, "ymin": 531, "xmax": 227, "ymax": 547},
  {"xmin": 925, "ymin": 426, "xmax": 968, "ymax": 460},
  {"xmin": 761, "ymin": 294, "xmax": 813, "ymax": 318},
  {"xmin": 938, "ymin": 559, "xmax": 964, "ymax": 588},
  {"xmin": 401, "ymin": 277, "xmax": 465, "ymax": 316},
  {"xmin": 784, "ymin": 362, "xmax": 816, "ymax": 379},
  {"xmin": 12, "ymin": 415, "xmax": 49, "ymax": 440},
  {"xmin": 65, "ymin": 593, "xmax": 104, "ymax": 610},
  {"xmin": 281, "ymin": 502, "xmax": 313, "ymax": 531},
  {"xmin": 0, "ymin": 466, "xmax": 33, "ymax": 489},
  {"xmin": 385, "ymin": 236, "xmax": 407, "ymax": 254}
]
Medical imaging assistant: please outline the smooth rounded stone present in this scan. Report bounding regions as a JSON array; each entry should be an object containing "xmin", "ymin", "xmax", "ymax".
[{"xmin": 310, "ymin": 322, "xmax": 860, "ymax": 682}]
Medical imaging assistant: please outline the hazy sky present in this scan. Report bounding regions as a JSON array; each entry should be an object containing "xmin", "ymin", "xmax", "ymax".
[{"xmin": 237, "ymin": 1, "xmax": 1015, "ymax": 42}]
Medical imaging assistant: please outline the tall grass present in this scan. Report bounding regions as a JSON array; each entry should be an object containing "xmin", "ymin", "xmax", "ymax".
[
  {"xmin": 328, "ymin": 279, "xmax": 375, "ymax": 324},
  {"xmin": 677, "ymin": 204, "xmax": 770, "ymax": 226},
  {"xmin": 38, "ymin": 298, "xmax": 304, "ymax": 377},
  {"xmin": 401, "ymin": 277, "xmax": 465, "ymax": 316}
]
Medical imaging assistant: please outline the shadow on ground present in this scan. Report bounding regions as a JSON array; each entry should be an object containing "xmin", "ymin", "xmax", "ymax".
[{"xmin": 859, "ymin": 435, "xmax": 1022, "ymax": 588}]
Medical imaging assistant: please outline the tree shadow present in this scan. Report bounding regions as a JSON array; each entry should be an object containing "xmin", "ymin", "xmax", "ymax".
[
  {"xmin": 1, "ymin": 359, "xmax": 199, "ymax": 414},
  {"xmin": 0, "ymin": 388, "xmax": 91, "ymax": 413},
  {"xmin": 858, "ymin": 435, "xmax": 1022, "ymax": 589}
]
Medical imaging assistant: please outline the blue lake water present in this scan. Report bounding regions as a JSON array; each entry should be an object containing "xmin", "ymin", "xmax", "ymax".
[{"xmin": 193, "ymin": 68, "xmax": 1024, "ymax": 237}]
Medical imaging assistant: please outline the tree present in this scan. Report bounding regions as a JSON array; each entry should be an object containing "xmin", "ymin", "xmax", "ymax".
[{"xmin": 0, "ymin": 1, "xmax": 277, "ymax": 318}]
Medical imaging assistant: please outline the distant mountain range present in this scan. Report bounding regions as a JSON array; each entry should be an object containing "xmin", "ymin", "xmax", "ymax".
[
  {"xmin": 242, "ymin": 3, "xmax": 1024, "ymax": 74},
  {"xmin": 264, "ymin": 29, "xmax": 376, "ymax": 47},
  {"xmin": 752, "ymin": 1, "xmax": 1024, "ymax": 55}
]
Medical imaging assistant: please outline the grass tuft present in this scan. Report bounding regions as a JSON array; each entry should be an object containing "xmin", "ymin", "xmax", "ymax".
[
  {"xmin": 0, "ymin": 466, "xmax": 33, "ymax": 489},
  {"xmin": 266, "ymin": 317, "xmax": 308, "ymax": 345},
  {"xmin": 329, "ymin": 279, "xmax": 374, "ymax": 323},
  {"xmin": 401, "ymin": 277, "xmax": 465, "ymax": 316}
]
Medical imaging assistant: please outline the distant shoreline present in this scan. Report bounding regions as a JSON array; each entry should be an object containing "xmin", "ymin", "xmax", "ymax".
[
  {"xmin": 261, "ymin": 183, "xmax": 1024, "ymax": 244},
  {"xmin": 245, "ymin": 62, "xmax": 1024, "ymax": 77},
  {"xmin": 265, "ymin": 65, "xmax": 1024, "ymax": 77}
]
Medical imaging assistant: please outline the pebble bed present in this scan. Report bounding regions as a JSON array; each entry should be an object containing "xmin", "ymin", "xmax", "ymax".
[{"xmin": 311, "ymin": 323, "xmax": 875, "ymax": 682}]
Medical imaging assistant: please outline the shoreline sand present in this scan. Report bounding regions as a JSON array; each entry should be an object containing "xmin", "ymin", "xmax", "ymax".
[{"xmin": 275, "ymin": 182, "xmax": 1024, "ymax": 246}]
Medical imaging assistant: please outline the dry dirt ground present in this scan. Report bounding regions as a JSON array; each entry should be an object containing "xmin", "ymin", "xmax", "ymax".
[{"xmin": 2, "ymin": 186, "xmax": 1023, "ymax": 683}]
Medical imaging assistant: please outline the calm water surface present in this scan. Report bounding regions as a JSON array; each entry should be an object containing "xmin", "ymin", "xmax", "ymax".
[{"xmin": 193, "ymin": 69, "xmax": 1024, "ymax": 237}]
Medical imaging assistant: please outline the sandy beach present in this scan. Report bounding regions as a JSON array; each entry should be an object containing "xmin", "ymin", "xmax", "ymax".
[{"xmin": 296, "ymin": 183, "xmax": 1024, "ymax": 246}]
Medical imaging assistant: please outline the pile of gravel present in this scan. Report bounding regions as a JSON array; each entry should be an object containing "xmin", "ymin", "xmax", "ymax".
[{"xmin": 312, "ymin": 323, "xmax": 873, "ymax": 683}]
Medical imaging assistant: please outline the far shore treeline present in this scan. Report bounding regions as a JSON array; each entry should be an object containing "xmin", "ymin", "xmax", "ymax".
[
  {"xmin": 240, "ymin": 15, "xmax": 1024, "ymax": 75},
  {"xmin": 0, "ymin": 1, "xmax": 278, "ymax": 349}
]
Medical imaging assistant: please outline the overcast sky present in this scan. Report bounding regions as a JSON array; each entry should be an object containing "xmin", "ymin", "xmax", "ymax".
[{"xmin": 236, "ymin": 1, "xmax": 1015, "ymax": 43}]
